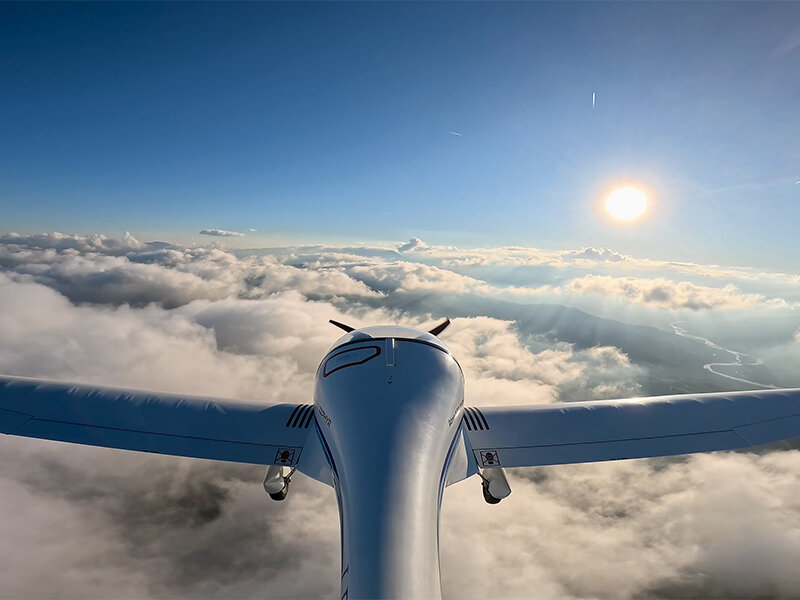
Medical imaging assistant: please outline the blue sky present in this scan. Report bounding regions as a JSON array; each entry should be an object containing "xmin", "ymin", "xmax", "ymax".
[{"xmin": 1, "ymin": 2, "xmax": 799, "ymax": 268}]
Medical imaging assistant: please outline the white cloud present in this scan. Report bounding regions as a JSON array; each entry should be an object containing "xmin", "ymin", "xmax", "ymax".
[
  {"xmin": 8, "ymin": 253, "xmax": 237, "ymax": 308},
  {"xmin": 248, "ymin": 258, "xmax": 382, "ymax": 300},
  {"xmin": 345, "ymin": 260, "xmax": 552, "ymax": 300},
  {"xmin": 442, "ymin": 451, "xmax": 800, "ymax": 599},
  {"xmin": 0, "ymin": 231, "xmax": 144, "ymax": 253},
  {"xmin": 447, "ymin": 317, "xmax": 643, "ymax": 403},
  {"xmin": 0, "ymin": 238, "xmax": 381, "ymax": 308},
  {"xmin": 199, "ymin": 229, "xmax": 246, "ymax": 237},
  {"xmin": 404, "ymin": 241, "xmax": 800, "ymax": 296},
  {"xmin": 397, "ymin": 237, "xmax": 428, "ymax": 253},
  {"xmin": 414, "ymin": 244, "xmax": 631, "ymax": 268},
  {"xmin": 349, "ymin": 261, "xmax": 480, "ymax": 294},
  {"xmin": 561, "ymin": 246, "xmax": 629, "ymax": 262},
  {"xmin": 567, "ymin": 274, "xmax": 784, "ymax": 311}
]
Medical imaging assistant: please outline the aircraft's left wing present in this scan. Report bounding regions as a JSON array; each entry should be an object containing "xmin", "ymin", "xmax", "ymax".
[
  {"xmin": 0, "ymin": 375, "xmax": 315, "ymax": 467},
  {"xmin": 464, "ymin": 388, "xmax": 800, "ymax": 469}
]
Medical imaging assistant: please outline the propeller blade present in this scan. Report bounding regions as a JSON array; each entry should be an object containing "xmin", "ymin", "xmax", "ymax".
[
  {"xmin": 329, "ymin": 319, "xmax": 355, "ymax": 333},
  {"xmin": 428, "ymin": 318, "xmax": 451, "ymax": 337}
]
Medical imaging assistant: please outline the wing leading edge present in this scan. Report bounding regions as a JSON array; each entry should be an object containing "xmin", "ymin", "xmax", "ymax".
[
  {"xmin": 0, "ymin": 375, "xmax": 312, "ymax": 467},
  {"xmin": 466, "ymin": 388, "xmax": 800, "ymax": 469}
]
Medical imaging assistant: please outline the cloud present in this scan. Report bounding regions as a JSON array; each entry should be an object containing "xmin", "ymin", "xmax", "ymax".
[
  {"xmin": 562, "ymin": 247, "xmax": 629, "ymax": 262},
  {"xmin": 0, "ymin": 237, "xmax": 381, "ymax": 309},
  {"xmin": 446, "ymin": 317, "xmax": 644, "ymax": 403},
  {"xmin": 0, "ymin": 438, "xmax": 340, "ymax": 599},
  {"xmin": 7, "ymin": 254, "xmax": 237, "ymax": 308},
  {"xmin": 199, "ymin": 229, "xmax": 246, "ymax": 237},
  {"xmin": 442, "ymin": 451, "xmax": 800, "ymax": 599},
  {"xmin": 566, "ymin": 274, "xmax": 783, "ymax": 311},
  {"xmin": 238, "ymin": 240, "xmax": 800, "ymax": 312},
  {"xmin": 2, "ymin": 232, "xmax": 800, "ymax": 598},
  {"xmin": 247, "ymin": 258, "xmax": 381, "ymax": 301},
  {"xmin": 348, "ymin": 261, "xmax": 481, "ymax": 294},
  {"xmin": 407, "ymin": 244, "xmax": 631, "ymax": 267},
  {"xmin": 397, "ymin": 237, "xmax": 428, "ymax": 253},
  {"xmin": 0, "ymin": 231, "xmax": 144, "ymax": 254},
  {"xmin": 0, "ymin": 266, "xmax": 353, "ymax": 597},
  {"xmin": 400, "ymin": 242, "xmax": 800, "ymax": 297},
  {"xmin": 344, "ymin": 260, "xmax": 554, "ymax": 302}
]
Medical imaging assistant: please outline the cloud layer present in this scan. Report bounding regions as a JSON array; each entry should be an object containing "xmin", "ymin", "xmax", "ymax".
[
  {"xmin": 566, "ymin": 274, "xmax": 783, "ymax": 311},
  {"xmin": 1, "ymin": 232, "xmax": 800, "ymax": 598},
  {"xmin": 199, "ymin": 229, "xmax": 246, "ymax": 237}
]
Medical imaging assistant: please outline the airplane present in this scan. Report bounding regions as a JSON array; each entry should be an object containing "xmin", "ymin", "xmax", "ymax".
[{"xmin": 3, "ymin": 318, "xmax": 800, "ymax": 599}]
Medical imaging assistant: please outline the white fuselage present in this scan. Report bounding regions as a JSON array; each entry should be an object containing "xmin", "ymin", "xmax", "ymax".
[{"xmin": 313, "ymin": 327, "xmax": 465, "ymax": 599}]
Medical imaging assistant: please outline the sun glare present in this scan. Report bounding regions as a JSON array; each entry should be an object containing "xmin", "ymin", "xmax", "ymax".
[{"xmin": 605, "ymin": 187, "xmax": 648, "ymax": 221}]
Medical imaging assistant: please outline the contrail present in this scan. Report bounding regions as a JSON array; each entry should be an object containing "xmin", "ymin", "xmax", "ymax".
[
  {"xmin": 592, "ymin": 92, "xmax": 596, "ymax": 108},
  {"xmin": 449, "ymin": 131, "xmax": 462, "ymax": 136}
]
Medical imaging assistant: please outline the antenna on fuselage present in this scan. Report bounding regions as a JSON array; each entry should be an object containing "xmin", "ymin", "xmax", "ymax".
[
  {"xmin": 428, "ymin": 318, "xmax": 451, "ymax": 337},
  {"xmin": 329, "ymin": 319, "xmax": 355, "ymax": 333},
  {"xmin": 329, "ymin": 318, "xmax": 451, "ymax": 336}
]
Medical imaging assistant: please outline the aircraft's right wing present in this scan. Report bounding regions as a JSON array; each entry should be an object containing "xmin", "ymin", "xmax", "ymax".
[
  {"xmin": 464, "ymin": 388, "xmax": 800, "ymax": 469},
  {"xmin": 0, "ymin": 375, "xmax": 315, "ymax": 467}
]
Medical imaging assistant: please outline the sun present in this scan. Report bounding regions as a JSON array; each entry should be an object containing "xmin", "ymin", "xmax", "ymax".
[{"xmin": 605, "ymin": 187, "xmax": 648, "ymax": 221}]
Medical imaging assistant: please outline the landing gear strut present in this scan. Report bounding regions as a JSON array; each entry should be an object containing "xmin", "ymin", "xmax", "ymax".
[{"xmin": 263, "ymin": 465, "xmax": 295, "ymax": 501}]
